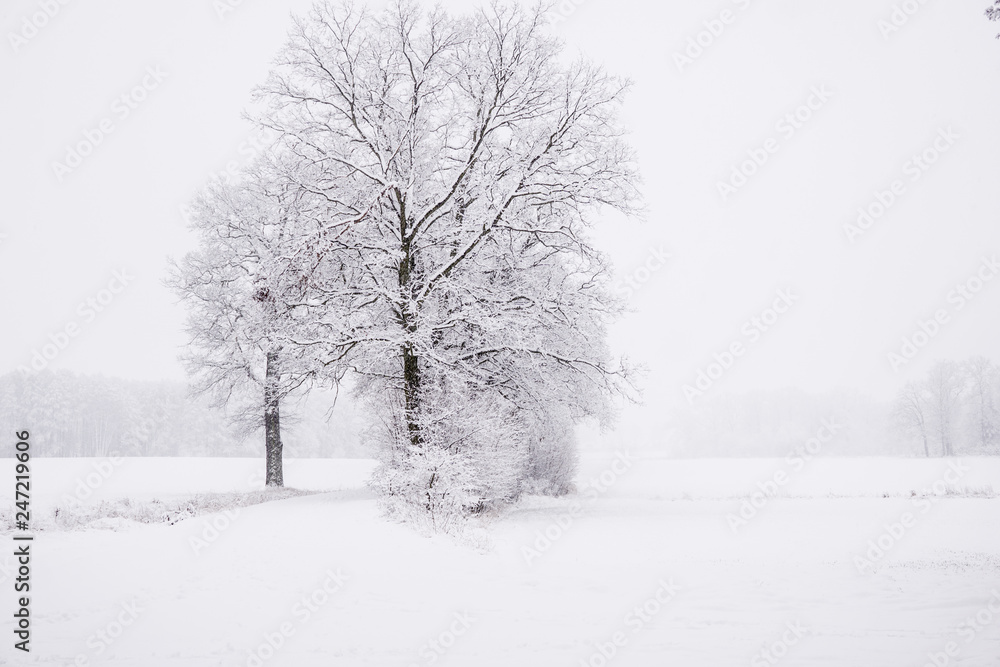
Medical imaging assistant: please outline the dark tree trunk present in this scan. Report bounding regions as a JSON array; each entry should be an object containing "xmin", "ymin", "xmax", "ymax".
[
  {"xmin": 264, "ymin": 351, "xmax": 283, "ymax": 487},
  {"xmin": 402, "ymin": 343, "xmax": 422, "ymax": 448},
  {"xmin": 396, "ymin": 193, "xmax": 422, "ymax": 450}
]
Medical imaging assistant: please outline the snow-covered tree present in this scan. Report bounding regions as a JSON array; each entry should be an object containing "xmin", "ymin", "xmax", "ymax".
[
  {"xmin": 926, "ymin": 360, "xmax": 965, "ymax": 456},
  {"xmin": 892, "ymin": 380, "xmax": 931, "ymax": 457},
  {"xmin": 963, "ymin": 356, "xmax": 999, "ymax": 450},
  {"xmin": 252, "ymin": 0, "xmax": 641, "ymax": 517},
  {"xmin": 168, "ymin": 162, "xmax": 342, "ymax": 486}
]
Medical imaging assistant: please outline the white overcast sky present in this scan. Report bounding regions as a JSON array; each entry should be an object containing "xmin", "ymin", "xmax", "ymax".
[{"xmin": 1, "ymin": 0, "xmax": 999, "ymax": 414}]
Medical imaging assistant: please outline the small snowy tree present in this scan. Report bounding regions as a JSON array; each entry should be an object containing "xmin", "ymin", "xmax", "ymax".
[
  {"xmin": 963, "ymin": 356, "xmax": 999, "ymax": 450},
  {"xmin": 168, "ymin": 162, "xmax": 339, "ymax": 486},
  {"xmin": 253, "ymin": 0, "xmax": 641, "ymax": 517},
  {"xmin": 892, "ymin": 380, "xmax": 931, "ymax": 457},
  {"xmin": 520, "ymin": 406, "xmax": 579, "ymax": 495},
  {"xmin": 925, "ymin": 360, "xmax": 965, "ymax": 456}
]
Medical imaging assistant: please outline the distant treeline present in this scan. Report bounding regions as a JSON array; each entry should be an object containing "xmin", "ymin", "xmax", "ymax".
[
  {"xmin": 3, "ymin": 361, "xmax": 997, "ymax": 459},
  {"xmin": 891, "ymin": 357, "xmax": 1000, "ymax": 457},
  {"xmin": 0, "ymin": 370, "xmax": 367, "ymax": 458},
  {"xmin": 664, "ymin": 358, "xmax": 1000, "ymax": 458}
]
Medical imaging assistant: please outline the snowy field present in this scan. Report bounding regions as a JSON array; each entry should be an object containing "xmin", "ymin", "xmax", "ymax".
[{"xmin": 2, "ymin": 454, "xmax": 1000, "ymax": 666}]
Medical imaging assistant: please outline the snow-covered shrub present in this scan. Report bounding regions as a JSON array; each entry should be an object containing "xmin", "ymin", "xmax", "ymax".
[
  {"xmin": 369, "ymin": 388, "xmax": 528, "ymax": 530},
  {"xmin": 521, "ymin": 409, "xmax": 579, "ymax": 497}
]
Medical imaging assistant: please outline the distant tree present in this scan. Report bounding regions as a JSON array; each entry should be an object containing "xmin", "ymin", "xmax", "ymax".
[
  {"xmin": 168, "ymin": 163, "xmax": 341, "ymax": 485},
  {"xmin": 893, "ymin": 380, "xmax": 931, "ymax": 457},
  {"xmin": 963, "ymin": 356, "xmax": 999, "ymax": 450},
  {"xmin": 926, "ymin": 361, "xmax": 965, "ymax": 456}
]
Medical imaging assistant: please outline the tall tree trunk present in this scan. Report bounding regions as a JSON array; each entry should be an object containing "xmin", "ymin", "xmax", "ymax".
[
  {"xmin": 264, "ymin": 351, "xmax": 283, "ymax": 487},
  {"xmin": 396, "ymin": 196, "xmax": 422, "ymax": 450},
  {"xmin": 402, "ymin": 343, "xmax": 422, "ymax": 448}
]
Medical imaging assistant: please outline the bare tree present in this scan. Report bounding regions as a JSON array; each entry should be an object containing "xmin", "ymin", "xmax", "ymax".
[
  {"xmin": 963, "ymin": 356, "xmax": 999, "ymax": 450},
  {"xmin": 252, "ymin": 0, "xmax": 641, "ymax": 515},
  {"xmin": 892, "ymin": 380, "xmax": 931, "ymax": 457},
  {"xmin": 926, "ymin": 360, "xmax": 965, "ymax": 456}
]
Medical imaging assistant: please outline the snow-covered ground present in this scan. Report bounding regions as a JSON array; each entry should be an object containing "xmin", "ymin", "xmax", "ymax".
[{"xmin": 2, "ymin": 454, "xmax": 1000, "ymax": 666}]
